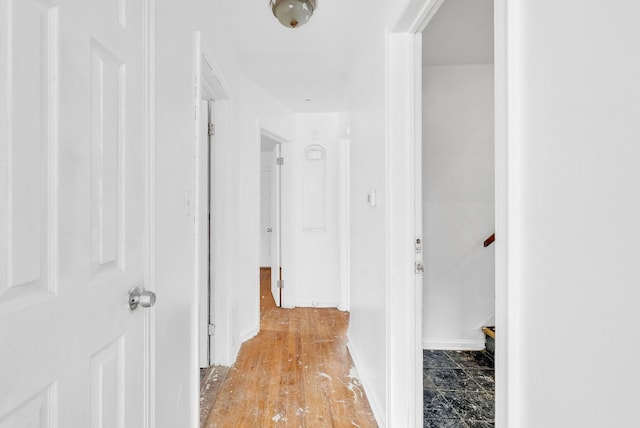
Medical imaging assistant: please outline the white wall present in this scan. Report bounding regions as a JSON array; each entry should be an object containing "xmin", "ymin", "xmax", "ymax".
[
  {"xmin": 154, "ymin": 3, "xmax": 203, "ymax": 426},
  {"xmin": 217, "ymin": 78, "xmax": 294, "ymax": 361},
  {"xmin": 290, "ymin": 113, "xmax": 349, "ymax": 308},
  {"xmin": 422, "ymin": 64, "xmax": 495, "ymax": 350},
  {"xmin": 502, "ymin": 1, "xmax": 640, "ymax": 427},
  {"xmin": 347, "ymin": 8, "xmax": 395, "ymax": 423},
  {"xmin": 153, "ymin": 2, "xmax": 294, "ymax": 426}
]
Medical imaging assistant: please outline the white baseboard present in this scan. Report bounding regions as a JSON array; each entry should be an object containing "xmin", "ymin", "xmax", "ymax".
[
  {"xmin": 347, "ymin": 336, "xmax": 385, "ymax": 428},
  {"xmin": 422, "ymin": 338, "xmax": 485, "ymax": 351}
]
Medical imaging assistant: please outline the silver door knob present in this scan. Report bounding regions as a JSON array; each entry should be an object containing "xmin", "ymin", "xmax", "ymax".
[
  {"xmin": 128, "ymin": 286, "xmax": 156, "ymax": 310},
  {"xmin": 266, "ymin": 228, "xmax": 272, "ymax": 232}
]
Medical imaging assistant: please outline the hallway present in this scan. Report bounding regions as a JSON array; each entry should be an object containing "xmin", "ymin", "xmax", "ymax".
[{"xmin": 202, "ymin": 269, "xmax": 377, "ymax": 427}]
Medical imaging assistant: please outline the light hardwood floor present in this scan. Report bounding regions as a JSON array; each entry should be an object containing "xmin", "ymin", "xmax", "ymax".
[{"xmin": 203, "ymin": 268, "xmax": 378, "ymax": 427}]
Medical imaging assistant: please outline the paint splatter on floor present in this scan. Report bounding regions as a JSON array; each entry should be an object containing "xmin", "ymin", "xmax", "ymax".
[{"xmin": 272, "ymin": 412, "xmax": 287, "ymax": 423}]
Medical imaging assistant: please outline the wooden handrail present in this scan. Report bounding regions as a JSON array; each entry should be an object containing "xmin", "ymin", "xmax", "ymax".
[{"xmin": 483, "ymin": 233, "xmax": 495, "ymax": 248}]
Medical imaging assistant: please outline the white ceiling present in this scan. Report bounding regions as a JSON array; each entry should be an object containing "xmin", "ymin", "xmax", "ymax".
[
  {"xmin": 216, "ymin": 0, "xmax": 493, "ymax": 113},
  {"xmin": 422, "ymin": 0, "xmax": 494, "ymax": 66},
  {"xmin": 216, "ymin": 0, "xmax": 374, "ymax": 113}
]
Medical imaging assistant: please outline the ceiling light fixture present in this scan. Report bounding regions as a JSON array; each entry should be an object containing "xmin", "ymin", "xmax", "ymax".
[{"xmin": 270, "ymin": 0, "xmax": 317, "ymax": 29}]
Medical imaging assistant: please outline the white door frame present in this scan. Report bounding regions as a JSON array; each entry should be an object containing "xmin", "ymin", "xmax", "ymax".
[
  {"xmin": 386, "ymin": 0, "xmax": 508, "ymax": 426},
  {"xmin": 192, "ymin": 31, "xmax": 232, "ymax": 396},
  {"xmin": 338, "ymin": 125, "xmax": 351, "ymax": 312},
  {"xmin": 197, "ymin": 98, "xmax": 212, "ymax": 368},
  {"xmin": 143, "ymin": 1, "xmax": 155, "ymax": 426}
]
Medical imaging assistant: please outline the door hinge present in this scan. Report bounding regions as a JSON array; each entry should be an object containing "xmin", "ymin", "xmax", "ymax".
[
  {"xmin": 208, "ymin": 324, "xmax": 215, "ymax": 336},
  {"xmin": 276, "ymin": 157, "xmax": 284, "ymax": 166},
  {"xmin": 415, "ymin": 261, "xmax": 424, "ymax": 274},
  {"xmin": 277, "ymin": 279, "xmax": 284, "ymax": 289},
  {"xmin": 208, "ymin": 123, "xmax": 215, "ymax": 137},
  {"xmin": 415, "ymin": 237, "xmax": 423, "ymax": 254}
]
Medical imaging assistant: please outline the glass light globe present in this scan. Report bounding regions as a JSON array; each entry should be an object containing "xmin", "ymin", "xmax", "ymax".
[{"xmin": 272, "ymin": 0, "xmax": 316, "ymax": 28}]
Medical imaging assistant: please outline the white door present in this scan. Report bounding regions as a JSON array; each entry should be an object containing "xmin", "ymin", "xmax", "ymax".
[
  {"xmin": 270, "ymin": 145, "xmax": 282, "ymax": 307},
  {"xmin": 197, "ymin": 100, "xmax": 212, "ymax": 368},
  {"xmin": 259, "ymin": 164, "xmax": 272, "ymax": 267},
  {"xmin": 0, "ymin": 1, "xmax": 149, "ymax": 427}
]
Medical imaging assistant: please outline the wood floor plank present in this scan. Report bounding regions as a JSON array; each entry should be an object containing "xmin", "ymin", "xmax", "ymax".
[
  {"xmin": 200, "ymin": 366, "xmax": 230, "ymax": 428},
  {"xmin": 204, "ymin": 268, "xmax": 378, "ymax": 427}
]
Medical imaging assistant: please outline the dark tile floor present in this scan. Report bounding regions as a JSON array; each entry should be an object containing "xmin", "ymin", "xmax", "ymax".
[{"xmin": 423, "ymin": 350, "xmax": 495, "ymax": 428}]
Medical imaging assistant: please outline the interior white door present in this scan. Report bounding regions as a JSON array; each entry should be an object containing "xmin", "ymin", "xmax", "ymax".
[
  {"xmin": 0, "ymin": 1, "xmax": 149, "ymax": 427},
  {"xmin": 260, "ymin": 165, "xmax": 272, "ymax": 267},
  {"xmin": 270, "ymin": 144, "xmax": 281, "ymax": 307},
  {"xmin": 197, "ymin": 100, "xmax": 211, "ymax": 368},
  {"xmin": 207, "ymin": 103, "xmax": 216, "ymax": 367}
]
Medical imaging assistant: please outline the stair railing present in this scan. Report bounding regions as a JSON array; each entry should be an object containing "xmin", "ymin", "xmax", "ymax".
[{"xmin": 483, "ymin": 233, "xmax": 495, "ymax": 248}]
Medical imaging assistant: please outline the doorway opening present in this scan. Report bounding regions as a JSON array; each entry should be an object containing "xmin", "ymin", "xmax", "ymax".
[
  {"xmin": 260, "ymin": 132, "xmax": 285, "ymax": 308},
  {"xmin": 420, "ymin": 0, "xmax": 496, "ymax": 426},
  {"xmin": 386, "ymin": 0, "xmax": 505, "ymax": 425},
  {"xmin": 197, "ymin": 97, "xmax": 214, "ymax": 369},
  {"xmin": 193, "ymin": 39, "xmax": 233, "ymax": 426},
  {"xmin": 196, "ymin": 94, "xmax": 229, "ymax": 422}
]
